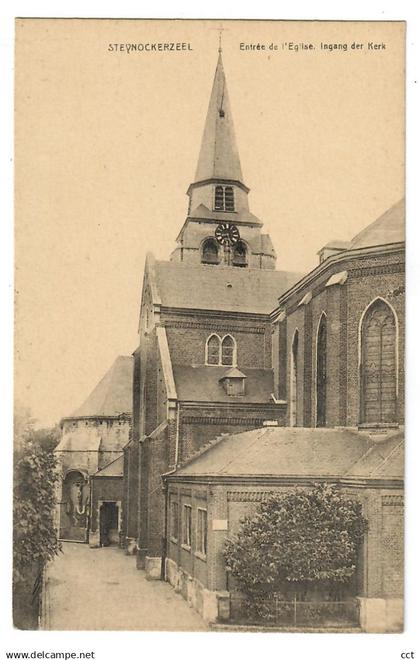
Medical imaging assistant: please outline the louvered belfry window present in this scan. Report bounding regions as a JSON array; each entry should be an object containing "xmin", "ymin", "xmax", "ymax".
[
  {"xmin": 361, "ymin": 300, "xmax": 397, "ymax": 424},
  {"xmin": 214, "ymin": 186, "xmax": 225, "ymax": 210},
  {"xmin": 201, "ymin": 238, "xmax": 219, "ymax": 264},
  {"xmin": 214, "ymin": 185, "xmax": 235, "ymax": 211},
  {"xmin": 232, "ymin": 240, "xmax": 248, "ymax": 267},
  {"xmin": 224, "ymin": 186, "xmax": 234, "ymax": 211}
]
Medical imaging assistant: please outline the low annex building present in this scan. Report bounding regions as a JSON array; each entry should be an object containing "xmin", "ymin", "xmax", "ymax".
[
  {"xmin": 164, "ymin": 425, "xmax": 403, "ymax": 630},
  {"xmin": 55, "ymin": 355, "xmax": 133, "ymax": 544}
]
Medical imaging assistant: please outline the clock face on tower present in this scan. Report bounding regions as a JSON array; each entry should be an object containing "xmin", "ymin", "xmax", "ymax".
[{"xmin": 215, "ymin": 223, "xmax": 240, "ymax": 246}]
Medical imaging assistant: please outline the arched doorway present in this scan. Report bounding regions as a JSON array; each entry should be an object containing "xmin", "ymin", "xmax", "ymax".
[
  {"xmin": 360, "ymin": 299, "xmax": 397, "ymax": 425},
  {"xmin": 59, "ymin": 470, "xmax": 89, "ymax": 542}
]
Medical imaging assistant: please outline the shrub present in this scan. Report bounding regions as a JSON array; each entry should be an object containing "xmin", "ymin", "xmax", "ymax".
[
  {"xmin": 224, "ymin": 483, "xmax": 368, "ymax": 600},
  {"xmin": 13, "ymin": 408, "xmax": 61, "ymax": 584}
]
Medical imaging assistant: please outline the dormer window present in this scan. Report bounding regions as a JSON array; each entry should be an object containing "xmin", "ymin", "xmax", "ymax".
[
  {"xmin": 219, "ymin": 367, "xmax": 247, "ymax": 396},
  {"xmin": 214, "ymin": 185, "xmax": 235, "ymax": 212}
]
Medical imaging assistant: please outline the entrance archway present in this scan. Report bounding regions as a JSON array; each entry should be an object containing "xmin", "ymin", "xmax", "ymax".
[{"xmin": 59, "ymin": 470, "xmax": 89, "ymax": 542}]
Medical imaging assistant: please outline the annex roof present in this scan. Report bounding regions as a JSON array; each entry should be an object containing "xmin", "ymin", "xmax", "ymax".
[
  {"xmin": 153, "ymin": 259, "xmax": 302, "ymax": 314},
  {"xmin": 55, "ymin": 433, "xmax": 101, "ymax": 453},
  {"xmin": 172, "ymin": 426, "xmax": 403, "ymax": 480},
  {"xmin": 172, "ymin": 366, "xmax": 274, "ymax": 404},
  {"xmin": 69, "ymin": 356, "xmax": 133, "ymax": 419}
]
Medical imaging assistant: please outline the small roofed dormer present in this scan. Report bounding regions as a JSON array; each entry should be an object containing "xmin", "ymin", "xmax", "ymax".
[
  {"xmin": 317, "ymin": 241, "xmax": 351, "ymax": 264},
  {"xmin": 219, "ymin": 367, "xmax": 247, "ymax": 396}
]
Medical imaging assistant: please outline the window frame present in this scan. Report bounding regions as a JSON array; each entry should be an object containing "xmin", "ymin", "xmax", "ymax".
[
  {"xmin": 195, "ymin": 507, "xmax": 208, "ymax": 560},
  {"xmin": 205, "ymin": 333, "xmax": 237, "ymax": 367},
  {"xmin": 213, "ymin": 185, "xmax": 235, "ymax": 212},
  {"xmin": 359, "ymin": 297, "xmax": 398, "ymax": 426},
  {"xmin": 205, "ymin": 333, "xmax": 222, "ymax": 366},
  {"xmin": 221, "ymin": 334, "xmax": 236, "ymax": 366},
  {"xmin": 182, "ymin": 503, "xmax": 192, "ymax": 550},
  {"xmin": 232, "ymin": 240, "xmax": 248, "ymax": 268},
  {"xmin": 201, "ymin": 237, "xmax": 220, "ymax": 265},
  {"xmin": 290, "ymin": 329, "xmax": 299, "ymax": 427},
  {"xmin": 315, "ymin": 313, "xmax": 327, "ymax": 428},
  {"xmin": 170, "ymin": 499, "xmax": 179, "ymax": 543}
]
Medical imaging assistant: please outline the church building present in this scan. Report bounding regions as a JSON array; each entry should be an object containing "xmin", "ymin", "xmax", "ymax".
[
  {"xmin": 90, "ymin": 49, "xmax": 403, "ymax": 633},
  {"xmin": 123, "ymin": 51, "xmax": 303, "ymax": 572}
]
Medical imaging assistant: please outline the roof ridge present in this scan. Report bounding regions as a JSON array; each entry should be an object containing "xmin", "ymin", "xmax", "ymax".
[
  {"xmin": 370, "ymin": 438, "xmax": 404, "ymax": 476},
  {"xmin": 176, "ymin": 432, "xmax": 230, "ymax": 470},
  {"xmin": 92, "ymin": 452, "xmax": 123, "ymax": 477},
  {"xmin": 218, "ymin": 427, "xmax": 270, "ymax": 475}
]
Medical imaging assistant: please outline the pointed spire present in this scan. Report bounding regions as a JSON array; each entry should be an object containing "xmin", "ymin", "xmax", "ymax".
[{"xmin": 194, "ymin": 53, "xmax": 244, "ymax": 185}]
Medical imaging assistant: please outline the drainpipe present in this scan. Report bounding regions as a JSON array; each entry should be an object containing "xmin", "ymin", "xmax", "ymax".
[
  {"xmin": 161, "ymin": 476, "xmax": 168, "ymax": 581},
  {"xmin": 174, "ymin": 401, "xmax": 180, "ymax": 467},
  {"xmin": 161, "ymin": 402, "xmax": 179, "ymax": 580}
]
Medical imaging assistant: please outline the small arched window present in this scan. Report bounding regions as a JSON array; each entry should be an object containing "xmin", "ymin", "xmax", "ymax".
[
  {"xmin": 206, "ymin": 334, "xmax": 221, "ymax": 365},
  {"xmin": 201, "ymin": 238, "xmax": 219, "ymax": 265},
  {"xmin": 205, "ymin": 334, "xmax": 236, "ymax": 366},
  {"xmin": 221, "ymin": 335, "xmax": 236, "ymax": 366},
  {"xmin": 316, "ymin": 314, "xmax": 327, "ymax": 427},
  {"xmin": 360, "ymin": 299, "xmax": 397, "ymax": 425},
  {"xmin": 232, "ymin": 240, "xmax": 248, "ymax": 267},
  {"xmin": 290, "ymin": 330, "xmax": 299, "ymax": 427}
]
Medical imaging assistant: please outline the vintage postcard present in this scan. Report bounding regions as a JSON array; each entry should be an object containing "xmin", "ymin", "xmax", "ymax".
[{"xmin": 14, "ymin": 18, "xmax": 405, "ymax": 634}]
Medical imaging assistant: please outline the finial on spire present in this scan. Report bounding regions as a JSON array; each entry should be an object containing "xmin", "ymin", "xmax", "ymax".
[{"xmin": 218, "ymin": 29, "xmax": 222, "ymax": 54}]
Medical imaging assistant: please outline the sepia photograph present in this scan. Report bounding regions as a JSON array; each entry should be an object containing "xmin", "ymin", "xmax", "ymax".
[{"xmin": 13, "ymin": 18, "xmax": 405, "ymax": 635}]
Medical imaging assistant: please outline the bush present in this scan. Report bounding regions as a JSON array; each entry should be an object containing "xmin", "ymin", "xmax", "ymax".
[
  {"xmin": 13, "ymin": 408, "xmax": 61, "ymax": 585},
  {"xmin": 224, "ymin": 483, "xmax": 368, "ymax": 600}
]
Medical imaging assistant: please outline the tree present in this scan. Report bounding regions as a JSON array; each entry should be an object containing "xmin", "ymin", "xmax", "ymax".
[
  {"xmin": 224, "ymin": 483, "xmax": 368, "ymax": 601},
  {"xmin": 13, "ymin": 407, "xmax": 61, "ymax": 584}
]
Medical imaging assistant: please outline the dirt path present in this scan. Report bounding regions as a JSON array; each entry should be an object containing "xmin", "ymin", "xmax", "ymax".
[{"xmin": 42, "ymin": 542, "xmax": 208, "ymax": 631}]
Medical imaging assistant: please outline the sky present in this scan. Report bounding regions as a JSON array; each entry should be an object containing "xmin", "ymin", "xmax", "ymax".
[{"xmin": 14, "ymin": 19, "xmax": 405, "ymax": 427}]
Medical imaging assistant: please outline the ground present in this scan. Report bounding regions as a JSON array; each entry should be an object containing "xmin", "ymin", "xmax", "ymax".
[{"xmin": 42, "ymin": 543, "xmax": 208, "ymax": 631}]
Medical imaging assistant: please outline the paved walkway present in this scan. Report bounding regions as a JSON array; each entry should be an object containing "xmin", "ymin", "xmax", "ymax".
[{"xmin": 42, "ymin": 543, "xmax": 208, "ymax": 631}]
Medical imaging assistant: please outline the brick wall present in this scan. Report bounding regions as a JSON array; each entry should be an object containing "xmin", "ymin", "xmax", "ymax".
[
  {"xmin": 164, "ymin": 317, "xmax": 270, "ymax": 369},
  {"xmin": 166, "ymin": 481, "xmax": 400, "ymax": 601},
  {"xmin": 178, "ymin": 403, "xmax": 286, "ymax": 464},
  {"xmin": 124, "ymin": 439, "xmax": 139, "ymax": 540},
  {"xmin": 90, "ymin": 477, "xmax": 123, "ymax": 532},
  {"xmin": 283, "ymin": 249, "xmax": 404, "ymax": 428},
  {"xmin": 167, "ymin": 484, "xmax": 211, "ymax": 590},
  {"xmin": 361, "ymin": 489, "xmax": 404, "ymax": 599}
]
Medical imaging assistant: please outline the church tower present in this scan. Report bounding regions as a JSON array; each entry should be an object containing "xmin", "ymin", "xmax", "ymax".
[{"xmin": 170, "ymin": 51, "xmax": 276, "ymax": 270}]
